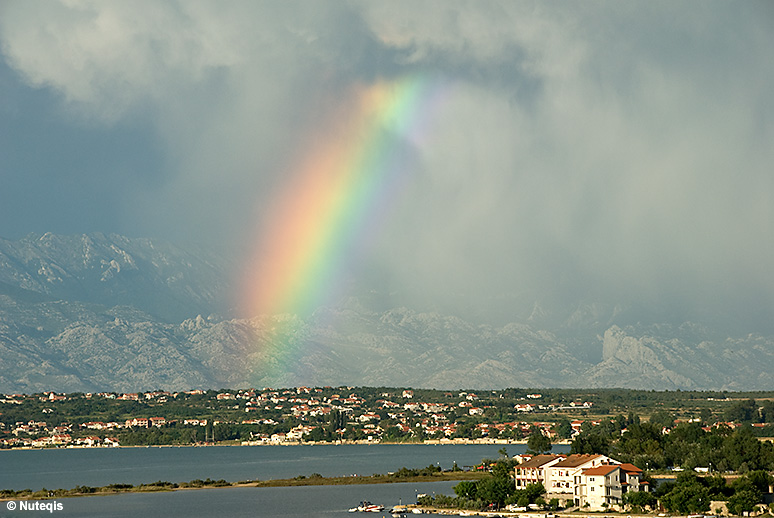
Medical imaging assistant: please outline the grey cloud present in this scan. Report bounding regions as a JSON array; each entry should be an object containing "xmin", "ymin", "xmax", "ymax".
[{"xmin": 1, "ymin": 1, "xmax": 772, "ymax": 331}]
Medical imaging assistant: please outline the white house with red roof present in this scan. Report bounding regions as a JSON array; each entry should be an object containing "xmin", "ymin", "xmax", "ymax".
[
  {"xmin": 126, "ymin": 417, "xmax": 149, "ymax": 428},
  {"xmin": 545, "ymin": 454, "xmax": 614, "ymax": 503},
  {"xmin": 514, "ymin": 454, "xmax": 567, "ymax": 488},
  {"xmin": 149, "ymin": 417, "xmax": 166, "ymax": 427},
  {"xmin": 617, "ymin": 463, "xmax": 647, "ymax": 494},
  {"xmin": 78, "ymin": 436, "xmax": 102, "ymax": 447},
  {"xmin": 50, "ymin": 434, "xmax": 72, "ymax": 445},
  {"xmin": 575, "ymin": 461, "xmax": 647, "ymax": 509},
  {"xmin": 578, "ymin": 464, "xmax": 622, "ymax": 509},
  {"xmin": 514, "ymin": 454, "xmax": 648, "ymax": 510}
]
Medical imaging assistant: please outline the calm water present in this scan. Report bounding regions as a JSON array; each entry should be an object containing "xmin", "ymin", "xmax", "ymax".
[
  {"xmin": 0, "ymin": 443, "xmax": 568, "ymax": 491},
  {"xmin": 0, "ymin": 444, "xmax": 570, "ymax": 518},
  {"xmin": 0, "ymin": 481, "xmax": 459, "ymax": 518}
]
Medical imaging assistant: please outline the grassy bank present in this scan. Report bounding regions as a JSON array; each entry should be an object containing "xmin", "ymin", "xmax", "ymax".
[
  {"xmin": 250, "ymin": 470, "xmax": 486, "ymax": 487},
  {"xmin": 0, "ymin": 470, "xmax": 487, "ymax": 501}
]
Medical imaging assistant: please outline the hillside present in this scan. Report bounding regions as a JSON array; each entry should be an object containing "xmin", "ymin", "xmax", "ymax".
[{"xmin": 0, "ymin": 233, "xmax": 771, "ymax": 392}]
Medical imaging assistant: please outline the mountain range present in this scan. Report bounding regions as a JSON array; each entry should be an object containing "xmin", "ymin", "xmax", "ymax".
[{"xmin": 0, "ymin": 232, "xmax": 771, "ymax": 393}]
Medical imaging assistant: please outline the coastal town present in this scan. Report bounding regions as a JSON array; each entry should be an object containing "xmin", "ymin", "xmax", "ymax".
[
  {"xmin": 0, "ymin": 387, "xmax": 590, "ymax": 448},
  {"xmin": 1, "ymin": 387, "xmax": 772, "ymax": 449},
  {"xmin": 3, "ymin": 387, "xmax": 774, "ymax": 515}
]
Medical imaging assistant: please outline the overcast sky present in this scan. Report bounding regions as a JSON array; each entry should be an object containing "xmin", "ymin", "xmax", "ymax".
[{"xmin": 1, "ymin": 1, "xmax": 772, "ymax": 329}]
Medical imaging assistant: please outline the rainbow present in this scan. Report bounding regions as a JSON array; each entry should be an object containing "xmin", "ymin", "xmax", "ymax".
[{"xmin": 238, "ymin": 75, "xmax": 447, "ymax": 380}]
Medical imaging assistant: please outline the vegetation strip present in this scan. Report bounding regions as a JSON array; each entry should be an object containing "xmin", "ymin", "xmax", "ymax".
[
  {"xmin": 252, "ymin": 470, "xmax": 485, "ymax": 487},
  {"xmin": 0, "ymin": 468, "xmax": 486, "ymax": 501}
]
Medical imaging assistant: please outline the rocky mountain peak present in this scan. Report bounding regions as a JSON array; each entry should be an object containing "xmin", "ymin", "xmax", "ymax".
[{"xmin": 0, "ymin": 233, "xmax": 772, "ymax": 393}]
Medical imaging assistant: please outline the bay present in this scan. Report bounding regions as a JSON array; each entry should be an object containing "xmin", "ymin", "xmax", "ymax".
[
  {"xmin": 0, "ymin": 443, "xmax": 568, "ymax": 491},
  {"xmin": 10, "ymin": 481, "xmax": 461, "ymax": 518},
  {"xmin": 0, "ymin": 443, "xmax": 571, "ymax": 518}
]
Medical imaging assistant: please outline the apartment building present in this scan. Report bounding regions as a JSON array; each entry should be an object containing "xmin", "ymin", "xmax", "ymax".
[
  {"xmin": 546, "ymin": 454, "xmax": 613, "ymax": 504},
  {"xmin": 514, "ymin": 454, "xmax": 647, "ymax": 510},
  {"xmin": 514, "ymin": 454, "xmax": 566, "ymax": 488},
  {"xmin": 577, "ymin": 464, "xmax": 623, "ymax": 509}
]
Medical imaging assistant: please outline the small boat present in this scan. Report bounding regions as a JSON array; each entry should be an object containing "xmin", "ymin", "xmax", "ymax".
[{"xmin": 350, "ymin": 501, "xmax": 385, "ymax": 513}]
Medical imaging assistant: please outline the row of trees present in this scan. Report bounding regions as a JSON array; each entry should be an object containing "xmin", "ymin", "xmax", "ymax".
[
  {"xmin": 567, "ymin": 413, "xmax": 774, "ymax": 515},
  {"xmin": 653, "ymin": 471, "xmax": 774, "ymax": 515},
  {"xmin": 724, "ymin": 398, "xmax": 774, "ymax": 424},
  {"xmin": 423, "ymin": 411, "xmax": 774, "ymax": 514},
  {"xmin": 570, "ymin": 413, "xmax": 774, "ymax": 472},
  {"xmin": 429, "ymin": 456, "xmax": 774, "ymax": 515},
  {"xmin": 419, "ymin": 452, "xmax": 554, "ymax": 512}
]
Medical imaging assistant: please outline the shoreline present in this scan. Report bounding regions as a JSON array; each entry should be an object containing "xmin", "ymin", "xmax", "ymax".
[
  {"xmin": 0, "ymin": 471, "xmax": 486, "ymax": 502},
  {"xmin": 416, "ymin": 509, "xmax": 659, "ymax": 518},
  {"xmin": 1, "ymin": 437, "xmax": 573, "ymax": 452}
]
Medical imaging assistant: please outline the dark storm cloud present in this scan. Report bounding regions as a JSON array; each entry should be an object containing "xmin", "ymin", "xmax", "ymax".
[{"xmin": 0, "ymin": 1, "xmax": 771, "ymax": 329}]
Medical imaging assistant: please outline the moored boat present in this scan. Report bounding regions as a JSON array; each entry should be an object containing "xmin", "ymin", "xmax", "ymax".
[{"xmin": 350, "ymin": 501, "xmax": 385, "ymax": 513}]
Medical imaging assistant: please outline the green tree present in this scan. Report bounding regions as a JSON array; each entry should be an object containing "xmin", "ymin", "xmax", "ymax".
[
  {"xmin": 555, "ymin": 418, "xmax": 573, "ymax": 440},
  {"xmin": 523, "ymin": 482, "xmax": 545, "ymax": 503},
  {"xmin": 740, "ymin": 470, "xmax": 774, "ymax": 493},
  {"xmin": 492, "ymin": 460, "xmax": 515, "ymax": 480},
  {"xmin": 327, "ymin": 409, "xmax": 346, "ymax": 434},
  {"xmin": 705, "ymin": 475, "xmax": 732, "ymax": 500},
  {"xmin": 454, "ymin": 480, "xmax": 478, "ymax": 499},
  {"xmin": 623, "ymin": 490, "xmax": 656, "ymax": 510},
  {"xmin": 571, "ymin": 432, "xmax": 610, "ymax": 455},
  {"xmin": 648, "ymin": 410, "xmax": 676, "ymax": 430},
  {"xmin": 721, "ymin": 428, "xmax": 769, "ymax": 471},
  {"xmin": 305, "ymin": 426, "xmax": 327, "ymax": 442},
  {"xmin": 617, "ymin": 421, "xmax": 664, "ymax": 459},
  {"xmin": 724, "ymin": 399, "xmax": 758, "ymax": 423},
  {"xmin": 726, "ymin": 489, "xmax": 761, "ymax": 516},
  {"xmin": 527, "ymin": 429, "xmax": 552, "ymax": 454},
  {"xmin": 383, "ymin": 425, "xmax": 404, "ymax": 441},
  {"xmin": 660, "ymin": 473, "xmax": 711, "ymax": 514},
  {"xmin": 725, "ymin": 472, "xmax": 768, "ymax": 516},
  {"xmin": 476, "ymin": 476, "xmax": 513, "ymax": 509}
]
